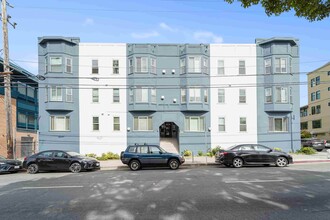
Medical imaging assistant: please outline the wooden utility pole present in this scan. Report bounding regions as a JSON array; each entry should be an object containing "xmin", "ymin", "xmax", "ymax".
[{"xmin": 1, "ymin": 0, "xmax": 13, "ymax": 159}]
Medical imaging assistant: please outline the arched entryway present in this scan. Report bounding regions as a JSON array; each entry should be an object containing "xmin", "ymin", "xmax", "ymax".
[{"xmin": 159, "ymin": 122, "xmax": 179, "ymax": 153}]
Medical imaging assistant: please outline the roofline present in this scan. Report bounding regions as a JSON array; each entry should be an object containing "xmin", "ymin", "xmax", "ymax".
[
  {"xmin": 38, "ymin": 36, "xmax": 80, "ymax": 45},
  {"xmin": 307, "ymin": 61, "xmax": 330, "ymax": 75},
  {"xmin": 256, "ymin": 37, "xmax": 299, "ymax": 46},
  {"xmin": 0, "ymin": 57, "xmax": 37, "ymax": 81}
]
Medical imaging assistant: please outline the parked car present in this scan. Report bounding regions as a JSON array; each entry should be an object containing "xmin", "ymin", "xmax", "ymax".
[
  {"xmin": 215, "ymin": 144, "xmax": 293, "ymax": 168},
  {"xmin": 301, "ymin": 138, "xmax": 326, "ymax": 151},
  {"xmin": 23, "ymin": 150, "xmax": 100, "ymax": 174},
  {"xmin": 120, "ymin": 144, "xmax": 185, "ymax": 171},
  {"xmin": 0, "ymin": 155, "xmax": 22, "ymax": 173}
]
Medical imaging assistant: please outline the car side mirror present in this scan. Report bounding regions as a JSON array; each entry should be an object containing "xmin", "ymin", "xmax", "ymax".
[
  {"xmin": 159, "ymin": 151, "xmax": 163, "ymax": 154},
  {"xmin": 268, "ymin": 149, "xmax": 273, "ymax": 153}
]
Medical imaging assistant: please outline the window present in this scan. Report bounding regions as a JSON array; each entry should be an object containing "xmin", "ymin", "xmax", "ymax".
[
  {"xmin": 316, "ymin": 76, "xmax": 320, "ymax": 85},
  {"xmin": 275, "ymin": 87, "xmax": 288, "ymax": 103},
  {"xmin": 135, "ymin": 87, "xmax": 148, "ymax": 103},
  {"xmin": 50, "ymin": 57, "xmax": 62, "ymax": 72},
  {"xmin": 239, "ymin": 60, "xmax": 246, "ymax": 75},
  {"xmin": 265, "ymin": 88, "xmax": 272, "ymax": 103},
  {"xmin": 312, "ymin": 120, "xmax": 321, "ymax": 129},
  {"xmin": 218, "ymin": 89, "xmax": 225, "ymax": 103},
  {"xmin": 50, "ymin": 86, "xmax": 62, "ymax": 101},
  {"xmin": 239, "ymin": 89, "xmax": 246, "ymax": 103},
  {"xmin": 138, "ymin": 146, "xmax": 149, "ymax": 154},
  {"xmin": 188, "ymin": 56, "xmax": 201, "ymax": 73},
  {"xmin": 202, "ymin": 58, "xmax": 208, "ymax": 73},
  {"xmin": 134, "ymin": 116, "xmax": 153, "ymax": 131},
  {"xmin": 328, "ymin": 71, "xmax": 330, "ymax": 76},
  {"xmin": 92, "ymin": 88, "xmax": 99, "ymax": 103},
  {"xmin": 311, "ymin": 92, "xmax": 315, "ymax": 101},
  {"xmin": 129, "ymin": 59, "xmax": 133, "ymax": 74},
  {"xmin": 328, "ymin": 87, "xmax": 330, "ymax": 91},
  {"xmin": 113, "ymin": 88, "xmax": 120, "ymax": 103},
  {"xmin": 129, "ymin": 88, "xmax": 134, "ymax": 103},
  {"xmin": 151, "ymin": 88, "xmax": 156, "ymax": 103},
  {"xmin": 65, "ymin": 58, "xmax": 72, "ymax": 73},
  {"xmin": 275, "ymin": 58, "xmax": 287, "ymax": 73},
  {"xmin": 300, "ymin": 122, "xmax": 308, "ymax": 130},
  {"xmin": 113, "ymin": 117, "xmax": 120, "ymax": 131},
  {"xmin": 66, "ymin": 88, "xmax": 73, "ymax": 102},
  {"xmin": 311, "ymin": 106, "xmax": 315, "ymax": 115},
  {"xmin": 39, "ymin": 151, "xmax": 53, "ymax": 158},
  {"xmin": 189, "ymin": 88, "xmax": 201, "ymax": 102},
  {"xmin": 264, "ymin": 59, "xmax": 271, "ymax": 74},
  {"xmin": 92, "ymin": 60, "xmax": 98, "ymax": 74},
  {"xmin": 204, "ymin": 89, "xmax": 208, "ymax": 103},
  {"xmin": 93, "ymin": 117, "xmax": 99, "ymax": 131},
  {"xmin": 27, "ymin": 86, "xmax": 35, "ymax": 98},
  {"xmin": 316, "ymin": 105, "xmax": 321, "ymax": 114},
  {"xmin": 149, "ymin": 146, "xmax": 161, "ymax": 154},
  {"xmin": 316, "ymin": 90, "xmax": 321, "ymax": 100},
  {"xmin": 45, "ymin": 56, "xmax": 48, "ymax": 73},
  {"xmin": 311, "ymin": 78, "xmax": 316, "ymax": 87},
  {"xmin": 185, "ymin": 117, "xmax": 205, "ymax": 132},
  {"xmin": 113, "ymin": 60, "xmax": 119, "ymax": 74},
  {"xmin": 54, "ymin": 152, "xmax": 68, "ymax": 158},
  {"xmin": 150, "ymin": 58, "xmax": 156, "ymax": 74},
  {"xmin": 181, "ymin": 89, "xmax": 186, "ymax": 103},
  {"xmin": 269, "ymin": 117, "xmax": 288, "ymax": 132},
  {"xmin": 240, "ymin": 117, "xmax": 247, "ymax": 132},
  {"xmin": 217, "ymin": 60, "xmax": 224, "ymax": 75},
  {"xmin": 136, "ymin": 57, "xmax": 148, "ymax": 72},
  {"xmin": 17, "ymin": 82, "xmax": 26, "ymax": 95},
  {"xmin": 300, "ymin": 108, "xmax": 308, "ymax": 117},
  {"xmin": 218, "ymin": 117, "xmax": 225, "ymax": 132},
  {"xmin": 180, "ymin": 58, "xmax": 186, "ymax": 74},
  {"xmin": 50, "ymin": 116, "xmax": 70, "ymax": 131}
]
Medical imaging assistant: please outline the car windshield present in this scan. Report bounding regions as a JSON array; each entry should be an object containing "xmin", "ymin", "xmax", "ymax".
[
  {"xmin": 227, "ymin": 145, "xmax": 237, "ymax": 150},
  {"xmin": 159, "ymin": 147, "xmax": 167, "ymax": 153},
  {"xmin": 66, "ymin": 152, "xmax": 83, "ymax": 157}
]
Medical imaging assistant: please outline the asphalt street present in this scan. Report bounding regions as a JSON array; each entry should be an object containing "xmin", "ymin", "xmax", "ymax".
[{"xmin": 1, "ymin": 163, "xmax": 330, "ymax": 220}]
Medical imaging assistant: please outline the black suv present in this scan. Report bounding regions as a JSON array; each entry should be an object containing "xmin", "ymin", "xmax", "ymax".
[{"xmin": 120, "ymin": 144, "xmax": 185, "ymax": 171}]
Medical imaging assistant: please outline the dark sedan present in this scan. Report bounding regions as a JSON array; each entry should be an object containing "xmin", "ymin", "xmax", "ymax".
[
  {"xmin": 215, "ymin": 144, "xmax": 293, "ymax": 168},
  {"xmin": 0, "ymin": 155, "xmax": 22, "ymax": 173},
  {"xmin": 23, "ymin": 150, "xmax": 100, "ymax": 174}
]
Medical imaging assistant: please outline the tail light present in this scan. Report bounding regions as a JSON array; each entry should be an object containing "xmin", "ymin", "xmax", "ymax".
[
  {"xmin": 220, "ymin": 152, "xmax": 228, "ymax": 156},
  {"xmin": 24, "ymin": 157, "xmax": 27, "ymax": 161}
]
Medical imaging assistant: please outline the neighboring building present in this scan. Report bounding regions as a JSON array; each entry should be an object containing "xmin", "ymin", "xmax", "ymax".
[
  {"xmin": 0, "ymin": 58, "xmax": 38, "ymax": 158},
  {"xmin": 300, "ymin": 62, "xmax": 330, "ymax": 139},
  {"xmin": 38, "ymin": 37, "xmax": 300, "ymax": 154}
]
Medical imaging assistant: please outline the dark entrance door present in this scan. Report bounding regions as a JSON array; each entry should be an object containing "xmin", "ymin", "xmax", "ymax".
[{"xmin": 160, "ymin": 122, "xmax": 177, "ymax": 138}]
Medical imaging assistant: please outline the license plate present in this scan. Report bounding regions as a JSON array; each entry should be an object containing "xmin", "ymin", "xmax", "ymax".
[{"xmin": 14, "ymin": 166, "xmax": 19, "ymax": 169}]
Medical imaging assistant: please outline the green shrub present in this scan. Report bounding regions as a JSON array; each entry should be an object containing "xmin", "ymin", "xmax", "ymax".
[
  {"xmin": 273, "ymin": 147, "xmax": 282, "ymax": 152},
  {"xmin": 96, "ymin": 152, "xmax": 120, "ymax": 160},
  {"xmin": 198, "ymin": 151, "xmax": 204, "ymax": 156},
  {"xmin": 296, "ymin": 147, "xmax": 316, "ymax": 155},
  {"xmin": 182, "ymin": 149, "xmax": 192, "ymax": 157},
  {"xmin": 85, "ymin": 153, "xmax": 97, "ymax": 158},
  {"xmin": 206, "ymin": 152, "xmax": 213, "ymax": 157},
  {"xmin": 212, "ymin": 146, "xmax": 222, "ymax": 155}
]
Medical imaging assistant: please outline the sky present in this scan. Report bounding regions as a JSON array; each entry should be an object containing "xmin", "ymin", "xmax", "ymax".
[{"xmin": 2, "ymin": 0, "xmax": 330, "ymax": 106}]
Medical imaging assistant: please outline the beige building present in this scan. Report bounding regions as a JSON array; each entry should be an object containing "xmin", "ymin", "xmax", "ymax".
[{"xmin": 300, "ymin": 62, "xmax": 330, "ymax": 139}]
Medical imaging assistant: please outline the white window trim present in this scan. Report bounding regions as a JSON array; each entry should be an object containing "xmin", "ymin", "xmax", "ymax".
[
  {"xmin": 66, "ymin": 87, "xmax": 73, "ymax": 102},
  {"xmin": 218, "ymin": 89, "xmax": 225, "ymax": 104},
  {"xmin": 264, "ymin": 58, "xmax": 271, "ymax": 74},
  {"xmin": 50, "ymin": 86, "xmax": 63, "ymax": 102},
  {"xmin": 50, "ymin": 57, "xmax": 63, "ymax": 73},
  {"xmin": 185, "ymin": 116, "xmax": 205, "ymax": 132},
  {"xmin": 269, "ymin": 117, "xmax": 288, "ymax": 132},
  {"xmin": 113, "ymin": 88, "xmax": 120, "ymax": 103},
  {"xmin": 275, "ymin": 58, "xmax": 287, "ymax": 73},
  {"xmin": 133, "ymin": 116, "xmax": 153, "ymax": 131},
  {"xmin": 50, "ymin": 116, "xmax": 70, "ymax": 131},
  {"xmin": 189, "ymin": 88, "xmax": 201, "ymax": 103},
  {"xmin": 113, "ymin": 116, "xmax": 120, "ymax": 131},
  {"xmin": 92, "ymin": 88, "xmax": 99, "ymax": 103},
  {"xmin": 65, "ymin": 57, "xmax": 72, "ymax": 73},
  {"xmin": 92, "ymin": 116, "xmax": 100, "ymax": 132},
  {"xmin": 239, "ymin": 117, "xmax": 247, "ymax": 132},
  {"xmin": 218, "ymin": 117, "xmax": 225, "ymax": 132},
  {"xmin": 113, "ymin": 59, "xmax": 119, "ymax": 74}
]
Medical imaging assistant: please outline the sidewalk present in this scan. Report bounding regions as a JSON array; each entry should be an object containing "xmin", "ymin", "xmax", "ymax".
[{"xmin": 100, "ymin": 152, "xmax": 330, "ymax": 170}]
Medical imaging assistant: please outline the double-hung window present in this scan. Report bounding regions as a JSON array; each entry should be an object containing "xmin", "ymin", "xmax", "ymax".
[
  {"xmin": 312, "ymin": 120, "xmax": 322, "ymax": 129},
  {"xmin": 50, "ymin": 86, "xmax": 62, "ymax": 101},
  {"xmin": 113, "ymin": 60, "xmax": 119, "ymax": 74},
  {"xmin": 188, "ymin": 56, "xmax": 201, "ymax": 73},
  {"xmin": 185, "ymin": 117, "xmax": 205, "ymax": 132},
  {"xmin": 181, "ymin": 89, "xmax": 186, "ymax": 103},
  {"xmin": 65, "ymin": 58, "xmax": 72, "ymax": 73},
  {"xmin": 239, "ymin": 60, "xmax": 246, "ymax": 75},
  {"xmin": 180, "ymin": 58, "xmax": 186, "ymax": 74},
  {"xmin": 311, "ymin": 92, "xmax": 316, "ymax": 101},
  {"xmin": 217, "ymin": 60, "xmax": 224, "ymax": 75},
  {"xmin": 92, "ymin": 60, "xmax": 99, "ymax": 74},
  {"xmin": 218, "ymin": 117, "xmax": 225, "ymax": 132},
  {"xmin": 134, "ymin": 116, "xmax": 153, "ymax": 131},
  {"xmin": 66, "ymin": 87, "xmax": 73, "ymax": 102},
  {"xmin": 135, "ymin": 87, "xmax": 148, "ymax": 103},
  {"xmin": 265, "ymin": 88, "xmax": 272, "ymax": 103},
  {"xmin": 218, "ymin": 89, "xmax": 225, "ymax": 103},
  {"xmin": 275, "ymin": 58, "xmax": 287, "ymax": 73},
  {"xmin": 150, "ymin": 58, "xmax": 156, "ymax": 74},
  {"xmin": 269, "ymin": 117, "xmax": 288, "ymax": 132},
  {"xmin": 240, "ymin": 117, "xmax": 247, "ymax": 132},
  {"xmin": 151, "ymin": 88, "xmax": 156, "ymax": 103},
  {"xmin": 239, "ymin": 89, "xmax": 246, "ymax": 103},
  {"xmin": 92, "ymin": 88, "xmax": 99, "ymax": 103},
  {"xmin": 136, "ymin": 57, "xmax": 148, "ymax": 72},
  {"xmin": 189, "ymin": 88, "xmax": 201, "ymax": 102},
  {"xmin": 316, "ymin": 76, "xmax": 320, "ymax": 85},
  {"xmin": 275, "ymin": 87, "xmax": 288, "ymax": 103},
  {"xmin": 113, "ymin": 117, "xmax": 120, "ymax": 131},
  {"xmin": 113, "ymin": 88, "xmax": 120, "ymax": 103},
  {"xmin": 311, "ymin": 78, "xmax": 316, "ymax": 87},
  {"xmin": 204, "ymin": 89, "xmax": 208, "ymax": 103},
  {"xmin": 316, "ymin": 90, "xmax": 321, "ymax": 100},
  {"xmin": 264, "ymin": 59, "xmax": 271, "ymax": 74},
  {"xmin": 93, "ymin": 117, "xmax": 99, "ymax": 131},
  {"xmin": 50, "ymin": 116, "xmax": 70, "ymax": 131},
  {"xmin": 50, "ymin": 57, "xmax": 62, "ymax": 72}
]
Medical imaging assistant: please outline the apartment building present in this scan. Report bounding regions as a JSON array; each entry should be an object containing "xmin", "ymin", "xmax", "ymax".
[
  {"xmin": 38, "ymin": 37, "xmax": 300, "ymax": 154},
  {"xmin": 300, "ymin": 62, "xmax": 330, "ymax": 139},
  {"xmin": 0, "ymin": 58, "xmax": 39, "ymax": 158}
]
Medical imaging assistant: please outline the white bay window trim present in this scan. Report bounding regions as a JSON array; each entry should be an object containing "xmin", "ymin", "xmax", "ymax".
[
  {"xmin": 50, "ymin": 86, "xmax": 63, "ymax": 101},
  {"xmin": 269, "ymin": 117, "xmax": 288, "ymax": 132},
  {"xmin": 50, "ymin": 116, "xmax": 70, "ymax": 131},
  {"xmin": 133, "ymin": 116, "xmax": 153, "ymax": 131},
  {"xmin": 185, "ymin": 116, "xmax": 205, "ymax": 132}
]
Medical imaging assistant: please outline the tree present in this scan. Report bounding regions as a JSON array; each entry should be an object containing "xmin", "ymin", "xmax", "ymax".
[
  {"xmin": 224, "ymin": 0, "xmax": 330, "ymax": 21},
  {"xmin": 301, "ymin": 130, "xmax": 312, "ymax": 139}
]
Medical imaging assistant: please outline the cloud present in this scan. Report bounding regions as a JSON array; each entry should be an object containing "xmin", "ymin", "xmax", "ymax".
[
  {"xmin": 159, "ymin": 22, "xmax": 178, "ymax": 32},
  {"xmin": 193, "ymin": 31, "xmax": 223, "ymax": 43},
  {"xmin": 131, "ymin": 31, "xmax": 160, "ymax": 39},
  {"xmin": 83, "ymin": 18, "xmax": 94, "ymax": 26}
]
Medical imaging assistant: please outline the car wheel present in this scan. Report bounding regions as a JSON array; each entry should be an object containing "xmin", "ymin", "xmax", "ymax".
[
  {"xmin": 316, "ymin": 149, "xmax": 323, "ymax": 152},
  {"xmin": 27, "ymin": 163, "xmax": 39, "ymax": 174},
  {"xmin": 168, "ymin": 159, "xmax": 180, "ymax": 170},
  {"xmin": 232, "ymin": 157, "xmax": 243, "ymax": 168},
  {"xmin": 276, "ymin": 157, "xmax": 288, "ymax": 167},
  {"xmin": 129, "ymin": 160, "xmax": 141, "ymax": 171},
  {"xmin": 69, "ymin": 162, "xmax": 82, "ymax": 173}
]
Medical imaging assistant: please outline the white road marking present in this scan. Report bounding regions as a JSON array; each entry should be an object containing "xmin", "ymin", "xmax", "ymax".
[
  {"xmin": 225, "ymin": 179, "xmax": 284, "ymax": 184},
  {"xmin": 21, "ymin": 186, "xmax": 84, "ymax": 189}
]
